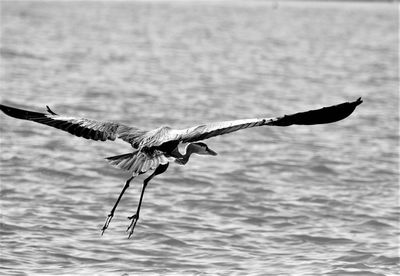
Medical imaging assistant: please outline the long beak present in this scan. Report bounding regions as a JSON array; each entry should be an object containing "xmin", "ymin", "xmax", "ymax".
[{"xmin": 207, "ymin": 148, "xmax": 218, "ymax": 156}]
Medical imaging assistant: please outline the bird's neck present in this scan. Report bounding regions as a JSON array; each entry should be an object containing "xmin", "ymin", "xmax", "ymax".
[{"xmin": 176, "ymin": 145, "xmax": 195, "ymax": 165}]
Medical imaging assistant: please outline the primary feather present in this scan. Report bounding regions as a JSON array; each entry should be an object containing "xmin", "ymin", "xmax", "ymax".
[{"xmin": 0, "ymin": 104, "xmax": 147, "ymax": 145}]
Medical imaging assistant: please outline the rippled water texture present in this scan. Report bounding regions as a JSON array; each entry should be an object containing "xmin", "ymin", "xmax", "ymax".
[{"xmin": 0, "ymin": 1, "xmax": 398, "ymax": 275}]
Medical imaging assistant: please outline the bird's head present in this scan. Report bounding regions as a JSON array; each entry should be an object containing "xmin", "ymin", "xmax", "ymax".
[{"xmin": 188, "ymin": 142, "xmax": 218, "ymax": 156}]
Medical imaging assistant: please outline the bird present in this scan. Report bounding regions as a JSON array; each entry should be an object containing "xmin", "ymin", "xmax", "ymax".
[{"xmin": 0, "ymin": 97, "xmax": 362, "ymax": 238}]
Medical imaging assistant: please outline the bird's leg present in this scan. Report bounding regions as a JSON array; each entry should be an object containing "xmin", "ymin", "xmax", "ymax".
[
  {"xmin": 101, "ymin": 176, "xmax": 134, "ymax": 235},
  {"xmin": 126, "ymin": 181, "xmax": 147, "ymax": 238},
  {"xmin": 127, "ymin": 163, "xmax": 169, "ymax": 239}
]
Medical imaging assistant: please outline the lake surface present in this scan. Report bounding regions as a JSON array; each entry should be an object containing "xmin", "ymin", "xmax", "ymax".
[{"xmin": 0, "ymin": 1, "xmax": 398, "ymax": 275}]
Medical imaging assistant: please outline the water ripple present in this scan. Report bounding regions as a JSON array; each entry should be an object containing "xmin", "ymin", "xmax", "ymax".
[{"xmin": 0, "ymin": 1, "xmax": 398, "ymax": 275}]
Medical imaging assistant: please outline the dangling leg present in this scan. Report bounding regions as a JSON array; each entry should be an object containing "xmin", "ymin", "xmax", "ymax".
[
  {"xmin": 101, "ymin": 176, "xmax": 134, "ymax": 235},
  {"xmin": 127, "ymin": 163, "xmax": 169, "ymax": 238}
]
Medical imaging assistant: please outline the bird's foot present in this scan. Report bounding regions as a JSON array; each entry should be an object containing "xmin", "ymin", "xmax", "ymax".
[
  {"xmin": 101, "ymin": 213, "xmax": 113, "ymax": 235},
  {"xmin": 126, "ymin": 213, "xmax": 139, "ymax": 239}
]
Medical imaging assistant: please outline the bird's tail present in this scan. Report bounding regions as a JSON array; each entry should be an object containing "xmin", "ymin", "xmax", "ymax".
[
  {"xmin": 105, "ymin": 151, "xmax": 169, "ymax": 175},
  {"xmin": 105, "ymin": 151, "xmax": 139, "ymax": 171}
]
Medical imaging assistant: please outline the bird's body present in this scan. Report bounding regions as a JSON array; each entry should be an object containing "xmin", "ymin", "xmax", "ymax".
[{"xmin": 0, "ymin": 98, "xmax": 362, "ymax": 238}]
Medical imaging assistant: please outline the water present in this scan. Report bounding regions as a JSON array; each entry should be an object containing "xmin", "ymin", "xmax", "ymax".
[{"xmin": 0, "ymin": 1, "xmax": 398, "ymax": 275}]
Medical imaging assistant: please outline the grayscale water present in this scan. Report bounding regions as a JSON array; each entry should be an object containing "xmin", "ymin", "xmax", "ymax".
[{"xmin": 0, "ymin": 1, "xmax": 398, "ymax": 275}]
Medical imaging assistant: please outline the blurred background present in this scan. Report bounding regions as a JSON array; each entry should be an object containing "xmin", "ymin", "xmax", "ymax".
[{"xmin": 0, "ymin": 1, "xmax": 398, "ymax": 275}]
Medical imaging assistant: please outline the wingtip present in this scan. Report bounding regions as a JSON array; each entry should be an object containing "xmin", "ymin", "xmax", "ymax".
[
  {"xmin": 0, "ymin": 104, "xmax": 13, "ymax": 116},
  {"xmin": 355, "ymin": 97, "xmax": 363, "ymax": 106}
]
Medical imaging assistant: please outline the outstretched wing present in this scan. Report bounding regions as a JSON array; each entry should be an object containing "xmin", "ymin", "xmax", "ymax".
[
  {"xmin": 0, "ymin": 104, "xmax": 147, "ymax": 145},
  {"xmin": 165, "ymin": 98, "xmax": 363, "ymax": 144}
]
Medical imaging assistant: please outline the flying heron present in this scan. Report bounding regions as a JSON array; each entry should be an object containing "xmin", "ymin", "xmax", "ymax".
[{"xmin": 0, "ymin": 98, "xmax": 362, "ymax": 238}]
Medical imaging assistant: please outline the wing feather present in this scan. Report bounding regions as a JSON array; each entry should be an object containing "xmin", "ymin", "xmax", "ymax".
[
  {"xmin": 0, "ymin": 104, "xmax": 147, "ymax": 146},
  {"xmin": 1, "ymin": 98, "xmax": 362, "ymax": 149},
  {"xmin": 167, "ymin": 98, "xmax": 363, "ymax": 144}
]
